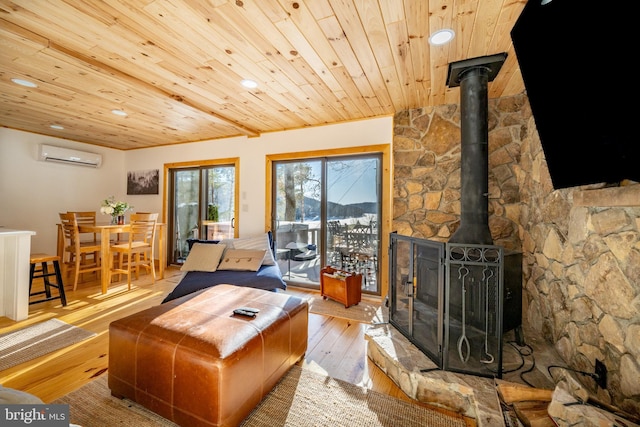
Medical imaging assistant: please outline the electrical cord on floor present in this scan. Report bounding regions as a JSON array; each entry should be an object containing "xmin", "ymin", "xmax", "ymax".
[
  {"xmin": 515, "ymin": 342, "xmax": 537, "ymax": 387},
  {"xmin": 483, "ymin": 340, "xmax": 536, "ymax": 387},
  {"xmin": 497, "ymin": 340, "xmax": 537, "ymax": 387},
  {"xmin": 547, "ymin": 365, "xmax": 600, "ymax": 382},
  {"xmin": 501, "ymin": 341, "xmax": 526, "ymax": 373}
]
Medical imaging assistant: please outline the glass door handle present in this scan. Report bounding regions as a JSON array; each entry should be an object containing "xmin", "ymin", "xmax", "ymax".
[{"xmin": 403, "ymin": 278, "xmax": 414, "ymax": 297}]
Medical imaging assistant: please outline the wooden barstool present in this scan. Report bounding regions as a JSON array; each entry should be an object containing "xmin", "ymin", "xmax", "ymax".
[{"xmin": 29, "ymin": 253, "xmax": 67, "ymax": 306}]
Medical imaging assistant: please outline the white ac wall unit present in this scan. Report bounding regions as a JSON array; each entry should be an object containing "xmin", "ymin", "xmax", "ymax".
[{"xmin": 38, "ymin": 144, "xmax": 102, "ymax": 168}]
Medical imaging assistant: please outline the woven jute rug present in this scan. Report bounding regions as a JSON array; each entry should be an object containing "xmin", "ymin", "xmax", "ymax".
[
  {"xmin": 0, "ymin": 318, "xmax": 96, "ymax": 371},
  {"xmin": 54, "ymin": 365, "xmax": 466, "ymax": 427},
  {"xmin": 307, "ymin": 296, "xmax": 386, "ymax": 324}
]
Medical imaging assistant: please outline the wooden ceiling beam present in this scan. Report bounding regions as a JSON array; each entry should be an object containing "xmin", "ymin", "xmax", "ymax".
[
  {"xmin": 48, "ymin": 41, "xmax": 260, "ymax": 138},
  {"xmin": 0, "ymin": 16, "xmax": 260, "ymax": 139}
]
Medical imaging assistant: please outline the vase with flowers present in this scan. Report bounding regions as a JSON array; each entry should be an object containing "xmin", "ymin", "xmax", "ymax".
[{"xmin": 100, "ymin": 196, "xmax": 133, "ymax": 225}]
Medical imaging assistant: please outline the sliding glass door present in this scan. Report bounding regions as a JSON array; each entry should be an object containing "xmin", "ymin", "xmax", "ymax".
[
  {"xmin": 169, "ymin": 164, "xmax": 236, "ymax": 264},
  {"xmin": 326, "ymin": 156, "xmax": 380, "ymax": 292},
  {"xmin": 273, "ymin": 160, "xmax": 323, "ymax": 284},
  {"xmin": 171, "ymin": 168, "xmax": 198, "ymax": 264},
  {"xmin": 202, "ymin": 166, "xmax": 235, "ymax": 240},
  {"xmin": 272, "ymin": 154, "xmax": 381, "ymax": 294}
]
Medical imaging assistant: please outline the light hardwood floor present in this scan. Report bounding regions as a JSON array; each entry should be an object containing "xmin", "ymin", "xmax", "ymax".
[{"xmin": 1, "ymin": 266, "xmax": 473, "ymax": 425}]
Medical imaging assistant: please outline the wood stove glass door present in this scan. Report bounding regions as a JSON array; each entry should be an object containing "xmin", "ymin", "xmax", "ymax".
[{"xmin": 389, "ymin": 233, "xmax": 445, "ymax": 366}]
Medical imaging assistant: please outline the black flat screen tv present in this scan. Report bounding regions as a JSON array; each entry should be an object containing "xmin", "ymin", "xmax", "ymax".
[{"xmin": 511, "ymin": 0, "xmax": 638, "ymax": 189}]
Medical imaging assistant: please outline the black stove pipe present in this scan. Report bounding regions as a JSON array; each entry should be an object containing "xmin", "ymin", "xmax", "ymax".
[
  {"xmin": 447, "ymin": 54, "xmax": 507, "ymax": 245},
  {"xmin": 449, "ymin": 66, "xmax": 492, "ymax": 244}
]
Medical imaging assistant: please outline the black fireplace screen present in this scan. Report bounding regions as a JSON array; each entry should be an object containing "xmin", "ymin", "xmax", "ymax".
[{"xmin": 389, "ymin": 233, "xmax": 521, "ymax": 378}]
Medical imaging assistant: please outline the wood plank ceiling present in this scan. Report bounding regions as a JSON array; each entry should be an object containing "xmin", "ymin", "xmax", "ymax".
[{"xmin": 0, "ymin": 0, "xmax": 527, "ymax": 150}]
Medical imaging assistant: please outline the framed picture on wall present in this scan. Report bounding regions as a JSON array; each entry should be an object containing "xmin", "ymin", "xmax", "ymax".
[{"xmin": 127, "ymin": 169, "xmax": 159, "ymax": 195}]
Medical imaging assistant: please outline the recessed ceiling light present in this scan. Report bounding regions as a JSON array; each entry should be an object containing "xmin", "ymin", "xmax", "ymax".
[
  {"xmin": 50, "ymin": 124, "xmax": 64, "ymax": 130},
  {"xmin": 241, "ymin": 79, "xmax": 258, "ymax": 89},
  {"xmin": 429, "ymin": 29, "xmax": 455, "ymax": 46},
  {"xmin": 111, "ymin": 109, "xmax": 128, "ymax": 116},
  {"xmin": 11, "ymin": 78, "xmax": 38, "ymax": 88}
]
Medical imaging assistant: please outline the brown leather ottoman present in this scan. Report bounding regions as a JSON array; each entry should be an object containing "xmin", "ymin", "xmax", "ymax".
[{"xmin": 108, "ymin": 284, "xmax": 308, "ymax": 427}]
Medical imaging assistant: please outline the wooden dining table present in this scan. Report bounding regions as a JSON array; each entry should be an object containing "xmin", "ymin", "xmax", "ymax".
[{"xmin": 57, "ymin": 222, "xmax": 166, "ymax": 294}]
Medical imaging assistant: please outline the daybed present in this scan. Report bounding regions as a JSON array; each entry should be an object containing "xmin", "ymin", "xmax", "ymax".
[{"xmin": 162, "ymin": 232, "xmax": 286, "ymax": 303}]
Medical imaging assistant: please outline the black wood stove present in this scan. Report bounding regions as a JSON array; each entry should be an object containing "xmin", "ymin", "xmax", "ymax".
[{"xmin": 389, "ymin": 54, "xmax": 523, "ymax": 378}]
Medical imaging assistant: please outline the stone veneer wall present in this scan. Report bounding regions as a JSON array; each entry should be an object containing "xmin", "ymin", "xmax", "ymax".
[{"xmin": 392, "ymin": 93, "xmax": 640, "ymax": 417}]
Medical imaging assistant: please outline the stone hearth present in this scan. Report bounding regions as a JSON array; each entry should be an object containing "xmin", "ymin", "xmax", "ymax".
[
  {"xmin": 365, "ymin": 322, "xmax": 511, "ymax": 426},
  {"xmin": 364, "ymin": 305, "xmax": 634, "ymax": 427}
]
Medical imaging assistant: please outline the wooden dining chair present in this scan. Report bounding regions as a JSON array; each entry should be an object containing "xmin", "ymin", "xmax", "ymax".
[
  {"xmin": 59, "ymin": 212, "xmax": 102, "ymax": 290},
  {"xmin": 107, "ymin": 212, "xmax": 158, "ymax": 289},
  {"xmin": 69, "ymin": 211, "xmax": 97, "ymax": 238},
  {"xmin": 67, "ymin": 211, "xmax": 100, "ymax": 263}
]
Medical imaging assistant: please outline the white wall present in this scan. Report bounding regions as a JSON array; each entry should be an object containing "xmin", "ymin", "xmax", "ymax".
[
  {"xmin": 0, "ymin": 128, "xmax": 124, "ymax": 253},
  {"xmin": 1, "ymin": 116, "xmax": 393, "ymax": 254}
]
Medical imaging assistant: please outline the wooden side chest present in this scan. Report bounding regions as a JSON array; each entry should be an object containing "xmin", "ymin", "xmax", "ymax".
[{"xmin": 320, "ymin": 266, "xmax": 362, "ymax": 308}]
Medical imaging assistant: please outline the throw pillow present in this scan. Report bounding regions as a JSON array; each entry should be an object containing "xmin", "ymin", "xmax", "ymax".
[
  {"xmin": 180, "ymin": 243, "xmax": 226, "ymax": 272},
  {"xmin": 219, "ymin": 233, "xmax": 276, "ymax": 266},
  {"xmin": 217, "ymin": 249, "xmax": 266, "ymax": 271}
]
